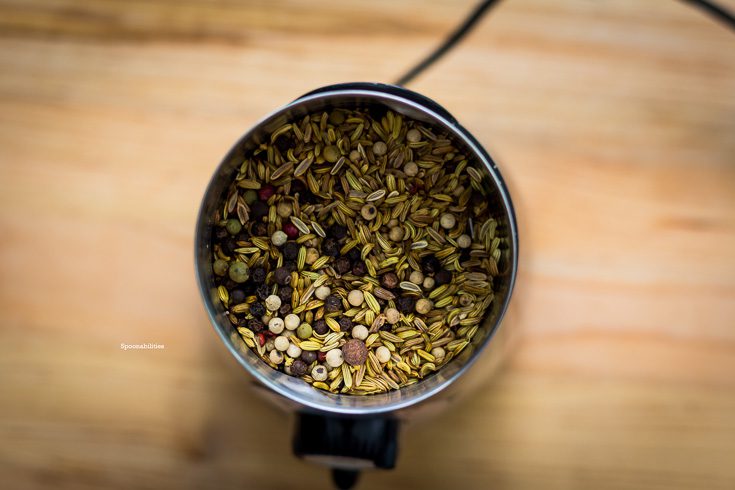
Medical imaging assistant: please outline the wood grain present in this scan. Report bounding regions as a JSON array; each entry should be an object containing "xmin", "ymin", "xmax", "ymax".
[{"xmin": 1, "ymin": 0, "xmax": 734, "ymax": 489}]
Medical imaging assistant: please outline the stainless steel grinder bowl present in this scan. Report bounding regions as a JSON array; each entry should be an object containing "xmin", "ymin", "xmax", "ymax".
[{"xmin": 195, "ymin": 82, "xmax": 518, "ymax": 481}]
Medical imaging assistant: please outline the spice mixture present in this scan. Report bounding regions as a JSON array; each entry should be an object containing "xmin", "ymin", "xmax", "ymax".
[{"xmin": 210, "ymin": 108, "xmax": 502, "ymax": 395}]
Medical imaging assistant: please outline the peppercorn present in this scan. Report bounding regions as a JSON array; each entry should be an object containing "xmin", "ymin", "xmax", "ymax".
[
  {"xmin": 323, "ymin": 145, "xmax": 341, "ymax": 163},
  {"xmin": 274, "ymin": 267, "xmax": 291, "ymax": 286},
  {"xmin": 388, "ymin": 226, "xmax": 404, "ymax": 242},
  {"xmin": 230, "ymin": 289, "xmax": 246, "ymax": 305},
  {"xmin": 213, "ymin": 259, "xmax": 229, "ymax": 277},
  {"xmin": 222, "ymin": 238, "xmax": 239, "ymax": 255},
  {"xmin": 351, "ymin": 325, "xmax": 369, "ymax": 341},
  {"xmin": 243, "ymin": 189, "xmax": 258, "ymax": 205},
  {"xmin": 301, "ymin": 350, "xmax": 317, "ymax": 364},
  {"xmin": 328, "ymin": 224, "xmax": 348, "ymax": 240},
  {"xmin": 342, "ymin": 339, "xmax": 368, "ymax": 366},
  {"xmin": 415, "ymin": 298, "xmax": 433, "ymax": 314},
  {"xmin": 406, "ymin": 128, "xmax": 422, "ymax": 143},
  {"xmin": 305, "ymin": 247, "xmax": 319, "ymax": 265},
  {"xmin": 282, "ymin": 242, "xmax": 299, "ymax": 261},
  {"xmin": 279, "ymin": 303, "xmax": 292, "ymax": 316},
  {"xmin": 282, "ymin": 223, "xmax": 299, "ymax": 239},
  {"xmin": 381, "ymin": 272, "xmax": 399, "ymax": 289},
  {"xmin": 249, "ymin": 302, "xmax": 266, "ymax": 318},
  {"xmin": 347, "ymin": 290, "xmax": 364, "ymax": 307},
  {"xmin": 334, "ymin": 257, "xmax": 351, "ymax": 275},
  {"xmin": 311, "ymin": 364, "xmax": 328, "ymax": 381},
  {"xmin": 351, "ymin": 261, "xmax": 367, "ymax": 276},
  {"xmin": 256, "ymin": 283, "xmax": 271, "ymax": 300},
  {"xmin": 347, "ymin": 248, "xmax": 361, "ymax": 262},
  {"xmin": 215, "ymin": 227, "xmax": 228, "ymax": 240},
  {"xmin": 439, "ymin": 213, "xmax": 456, "ymax": 230},
  {"xmin": 434, "ymin": 269, "xmax": 452, "ymax": 286},
  {"xmin": 404, "ymin": 161, "xmax": 419, "ymax": 177},
  {"xmin": 269, "ymin": 350, "xmax": 284, "ymax": 365},
  {"xmin": 297, "ymin": 323, "xmax": 313, "ymax": 339},
  {"xmin": 456, "ymin": 234, "xmax": 472, "ymax": 249},
  {"xmin": 253, "ymin": 222, "xmax": 268, "ymax": 236},
  {"xmin": 271, "ymin": 230, "xmax": 287, "ymax": 247},
  {"xmin": 375, "ymin": 345, "xmax": 392, "ymax": 364},
  {"xmin": 322, "ymin": 238, "xmax": 340, "ymax": 257},
  {"xmin": 421, "ymin": 255, "xmax": 441, "ymax": 274},
  {"xmin": 385, "ymin": 307, "xmax": 400, "ymax": 324},
  {"xmin": 317, "ymin": 351, "xmax": 327, "ymax": 363},
  {"xmin": 290, "ymin": 359, "xmax": 308, "ymax": 377},
  {"xmin": 361, "ymin": 203, "xmax": 377, "ymax": 220},
  {"xmin": 326, "ymin": 349, "xmax": 344, "ymax": 368},
  {"xmin": 396, "ymin": 296, "xmax": 416, "ymax": 313},
  {"xmin": 258, "ymin": 184, "xmax": 275, "ymax": 201},
  {"xmin": 338, "ymin": 317, "xmax": 353, "ymax": 332},
  {"xmin": 283, "ymin": 260, "xmax": 297, "ymax": 272},
  {"xmin": 228, "ymin": 261, "xmax": 250, "ymax": 283},
  {"xmin": 248, "ymin": 318, "xmax": 265, "ymax": 333},
  {"xmin": 372, "ymin": 141, "xmax": 387, "ymax": 156},
  {"xmin": 422, "ymin": 277, "xmax": 436, "ymax": 290},
  {"xmin": 276, "ymin": 201, "xmax": 292, "ymax": 219},
  {"xmin": 226, "ymin": 219, "xmax": 242, "ymax": 235},
  {"xmin": 315, "ymin": 285, "xmax": 331, "ymax": 300},
  {"xmin": 268, "ymin": 317, "xmax": 285, "ymax": 335},
  {"xmin": 278, "ymin": 285, "xmax": 293, "ymax": 301},
  {"xmin": 313, "ymin": 319, "xmax": 328, "ymax": 335},
  {"xmin": 251, "ymin": 201, "xmax": 268, "ymax": 221},
  {"xmin": 325, "ymin": 294, "xmax": 342, "ymax": 312},
  {"xmin": 409, "ymin": 270, "xmax": 424, "ymax": 285},
  {"xmin": 251, "ymin": 266, "xmax": 267, "ymax": 284}
]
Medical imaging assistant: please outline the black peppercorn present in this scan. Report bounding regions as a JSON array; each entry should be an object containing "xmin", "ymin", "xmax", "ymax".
[
  {"xmin": 313, "ymin": 319, "xmax": 329, "ymax": 335},
  {"xmin": 380, "ymin": 322, "xmax": 392, "ymax": 331},
  {"xmin": 251, "ymin": 201, "xmax": 268, "ymax": 221},
  {"xmin": 396, "ymin": 296, "xmax": 416, "ymax": 313},
  {"xmin": 291, "ymin": 179, "xmax": 306, "ymax": 194},
  {"xmin": 434, "ymin": 269, "xmax": 452, "ymax": 286},
  {"xmin": 254, "ymin": 222, "xmax": 268, "ymax": 236},
  {"xmin": 460, "ymin": 248, "xmax": 472, "ymax": 262},
  {"xmin": 338, "ymin": 317, "xmax": 353, "ymax": 332},
  {"xmin": 290, "ymin": 359, "xmax": 308, "ymax": 377},
  {"xmin": 230, "ymin": 289, "xmax": 246, "ymax": 305},
  {"xmin": 322, "ymin": 238, "xmax": 340, "ymax": 257},
  {"xmin": 279, "ymin": 303, "xmax": 292, "ymax": 316},
  {"xmin": 222, "ymin": 238, "xmax": 239, "ymax": 255},
  {"xmin": 301, "ymin": 350, "xmax": 317, "ymax": 364},
  {"xmin": 249, "ymin": 302, "xmax": 265, "ymax": 318},
  {"xmin": 351, "ymin": 261, "xmax": 367, "ymax": 276},
  {"xmin": 283, "ymin": 260, "xmax": 297, "ymax": 272},
  {"xmin": 334, "ymin": 257, "xmax": 351, "ymax": 275},
  {"xmin": 283, "ymin": 242, "xmax": 299, "ymax": 261},
  {"xmin": 215, "ymin": 227, "xmax": 228, "ymax": 240},
  {"xmin": 274, "ymin": 267, "xmax": 291, "ymax": 286},
  {"xmin": 251, "ymin": 266, "xmax": 267, "ymax": 284},
  {"xmin": 347, "ymin": 248, "xmax": 361, "ymax": 262},
  {"xmin": 328, "ymin": 224, "xmax": 348, "ymax": 240},
  {"xmin": 278, "ymin": 286, "xmax": 293, "ymax": 301},
  {"xmin": 247, "ymin": 318, "xmax": 265, "ymax": 333},
  {"xmin": 381, "ymin": 272, "xmax": 399, "ymax": 289},
  {"xmin": 256, "ymin": 284, "xmax": 271, "ymax": 300},
  {"xmin": 421, "ymin": 255, "xmax": 441, "ymax": 274},
  {"xmin": 325, "ymin": 294, "xmax": 342, "ymax": 312}
]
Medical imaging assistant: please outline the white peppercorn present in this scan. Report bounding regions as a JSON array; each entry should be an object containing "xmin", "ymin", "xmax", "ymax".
[
  {"xmin": 284, "ymin": 313, "xmax": 300, "ymax": 330},
  {"xmin": 409, "ymin": 270, "xmax": 424, "ymax": 285},
  {"xmin": 439, "ymin": 213, "xmax": 456, "ymax": 230},
  {"xmin": 326, "ymin": 349, "xmax": 344, "ymax": 368},
  {"xmin": 274, "ymin": 335, "xmax": 290, "ymax": 352},
  {"xmin": 287, "ymin": 343, "xmax": 302, "ymax": 359},
  {"xmin": 315, "ymin": 285, "xmax": 331, "ymax": 300},
  {"xmin": 404, "ymin": 161, "xmax": 418, "ymax": 177},
  {"xmin": 265, "ymin": 295, "xmax": 281, "ymax": 311},
  {"xmin": 406, "ymin": 128, "xmax": 421, "ymax": 143},
  {"xmin": 422, "ymin": 276, "xmax": 435, "ymax": 290},
  {"xmin": 375, "ymin": 346, "xmax": 392, "ymax": 364},
  {"xmin": 351, "ymin": 324, "xmax": 369, "ymax": 341},
  {"xmin": 384, "ymin": 307, "xmax": 400, "ymax": 324},
  {"xmin": 271, "ymin": 230, "xmax": 288, "ymax": 247},
  {"xmin": 312, "ymin": 364, "xmax": 328, "ymax": 381},
  {"xmin": 268, "ymin": 317, "xmax": 285, "ymax": 334},
  {"xmin": 347, "ymin": 290, "xmax": 364, "ymax": 307},
  {"xmin": 269, "ymin": 350, "xmax": 284, "ymax": 364},
  {"xmin": 457, "ymin": 234, "xmax": 472, "ymax": 249},
  {"xmin": 415, "ymin": 298, "xmax": 433, "ymax": 314}
]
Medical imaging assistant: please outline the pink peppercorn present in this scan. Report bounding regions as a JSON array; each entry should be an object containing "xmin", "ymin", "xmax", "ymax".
[
  {"xmin": 318, "ymin": 351, "xmax": 327, "ymax": 363},
  {"xmin": 257, "ymin": 333, "xmax": 266, "ymax": 347},
  {"xmin": 283, "ymin": 223, "xmax": 299, "ymax": 239},
  {"xmin": 258, "ymin": 184, "xmax": 275, "ymax": 201}
]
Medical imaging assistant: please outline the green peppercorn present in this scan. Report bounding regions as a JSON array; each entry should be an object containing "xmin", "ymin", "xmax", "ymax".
[
  {"xmin": 243, "ymin": 190, "xmax": 258, "ymax": 205},
  {"xmin": 213, "ymin": 259, "xmax": 229, "ymax": 276},
  {"xmin": 226, "ymin": 219, "xmax": 242, "ymax": 235},
  {"xmin": 228, "ymin": 261, "xmax": 250, "ymax": 283},
  {"xmin": 297, "ymin": 323, "xmax": 313, "ymax": 340},
  {"xmin": 323, "ymin": 145, "xmax": 341, "ymax": 163}
]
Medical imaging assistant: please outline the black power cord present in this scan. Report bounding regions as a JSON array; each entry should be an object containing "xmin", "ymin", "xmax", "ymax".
[{"xmin": 395, "ymin": 0, "xmax": 735, "ymax": 87}]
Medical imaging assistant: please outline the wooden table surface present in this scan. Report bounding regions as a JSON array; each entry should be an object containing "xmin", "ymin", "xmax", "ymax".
[{"xmin": 1, "ymin": 0, "xmax": 734, "ymax": 488}]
